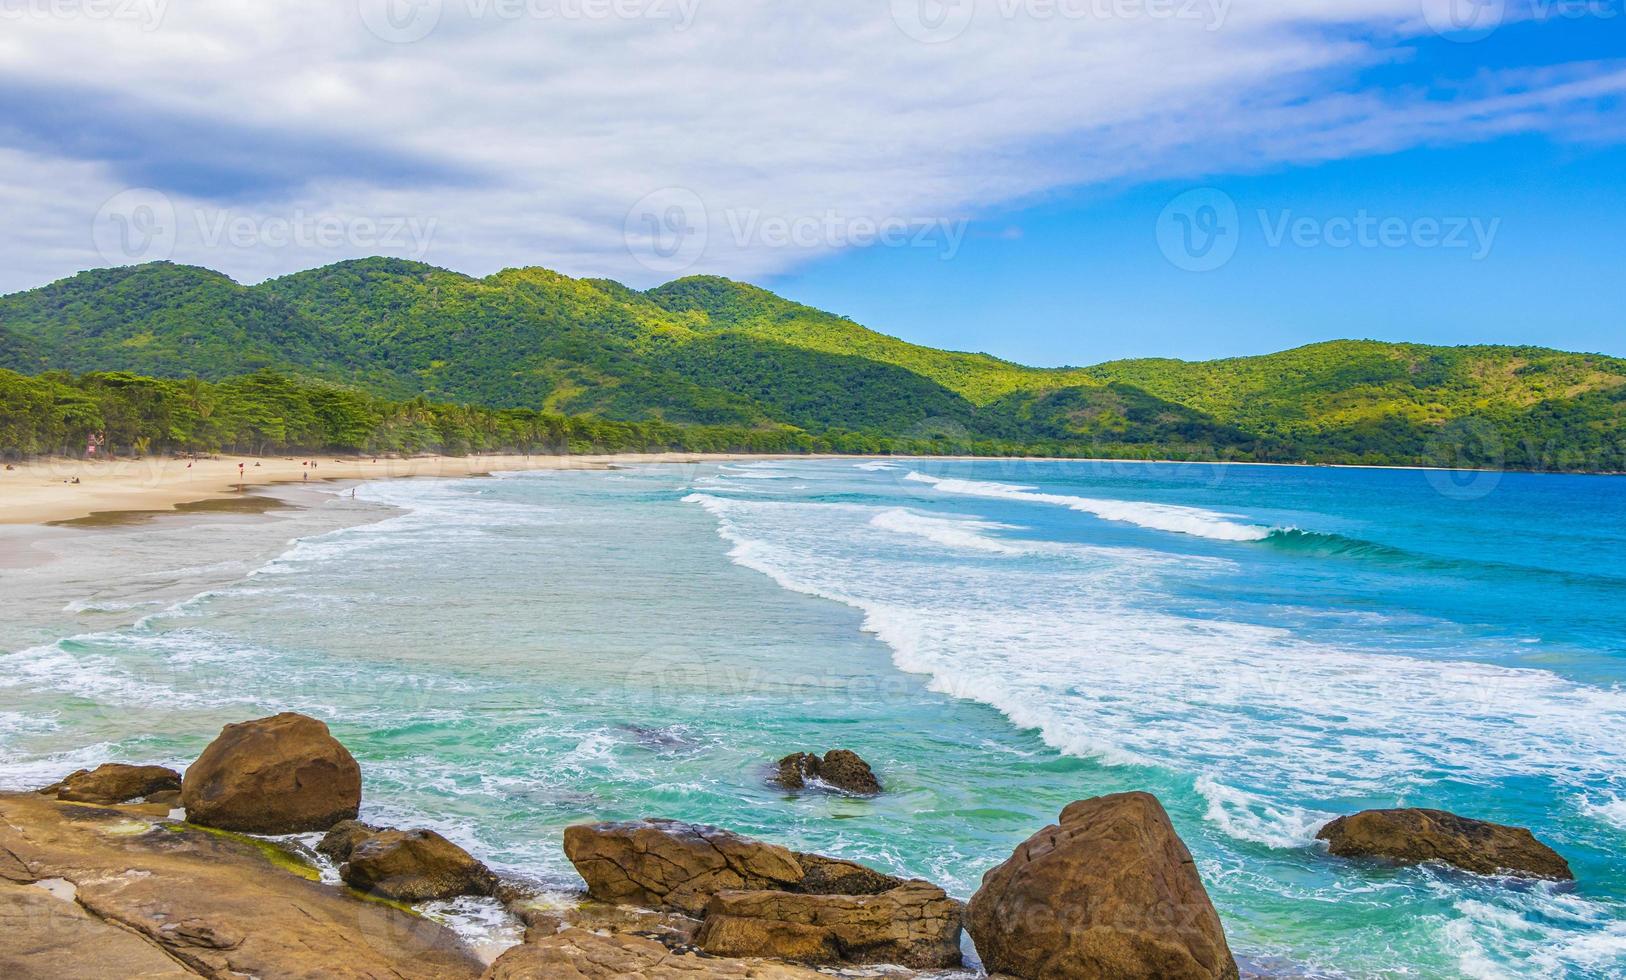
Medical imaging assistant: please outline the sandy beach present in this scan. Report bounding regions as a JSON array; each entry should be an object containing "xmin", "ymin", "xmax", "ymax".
[{"xmin": 0, "ymin": 452, "xmax": 812, "ymax": 526}]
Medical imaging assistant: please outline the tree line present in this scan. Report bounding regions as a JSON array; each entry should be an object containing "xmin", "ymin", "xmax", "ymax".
[
  {"xmin": 4, "ymin": 368, "xmax": 1620, "ymax": 472},
  {"xmin": 0, "ymin": 368, "xmax": 1083, "ymax": 461}
]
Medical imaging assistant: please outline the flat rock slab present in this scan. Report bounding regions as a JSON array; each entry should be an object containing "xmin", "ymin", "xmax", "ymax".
[
  {"xmin": 0, "ymin": 878, "xmax": 195, "ymax": 979},
  {"xmin": 699, "ymin": 881, "xmax": 964, "ymax": 969},
  {"xmin": 0, "ymin": 792, "xmax": 483, "ymax": 979},
  {"xmin": 484, "ymin": 927, "xmax": 834, "ymax": 979}
]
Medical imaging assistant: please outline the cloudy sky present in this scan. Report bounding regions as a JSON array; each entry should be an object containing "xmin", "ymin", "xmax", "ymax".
[{"xmin": 1, "ymin": 0, "xmax": 1622, "ymax": 362}]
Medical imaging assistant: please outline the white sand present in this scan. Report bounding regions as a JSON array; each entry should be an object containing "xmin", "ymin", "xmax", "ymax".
[{"xmin": 0, "ymin": 452, "xmax": 815, "ymax": 526}]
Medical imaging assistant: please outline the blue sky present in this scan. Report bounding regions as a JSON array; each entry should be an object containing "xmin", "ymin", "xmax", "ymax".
[
  {"xmin": 762, "ymin": 14, "xmax": 1626, "ymax": 365},
  {"xmin": 0, "ymin": 1, "xmax": 1621, "ymax": 366},
  {"xmin": 767, "ymin": 135, "xmax": 1626, "ymax": 365}
]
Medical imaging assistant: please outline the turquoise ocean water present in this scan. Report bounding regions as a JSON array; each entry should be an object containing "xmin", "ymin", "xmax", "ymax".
[{"xmin": 3, "ymin": 458, "xmax": 1624, "ymax": 977}]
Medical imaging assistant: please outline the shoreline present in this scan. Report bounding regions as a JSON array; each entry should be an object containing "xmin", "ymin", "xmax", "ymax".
[
  {"xmin": 0, "ymin": 452, "xmax": 829, "ymax": 527},
  {"xmin": 4, "ymin": 450, "xmax": 1616, "ymax": 528}
]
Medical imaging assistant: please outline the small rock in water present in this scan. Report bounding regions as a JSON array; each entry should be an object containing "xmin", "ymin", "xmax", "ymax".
[
  {"xmin": 773, "ymin": 749, "xmax": 881, "ymax": 795},
  {"xmin": 317, "ymin": 819, "xmax": 381, "ymax": 864},
  {"xmin": 1316, "ymin": 808, "xmax": 1573, "ymax": 880},
  {"xmin": 966, "ymin": 791, "xmax": 1239, "ymax": 980},
  {"xmin": 340, "ymin": 828, "xmax": 498, "ymax": 902},
  {"xmin": 181, "ymin": 712, "xmax": 362, "ymax": 834},
  {"xmin": 48, "ymin": 763, "xmax": 182, "ymax": 805}
]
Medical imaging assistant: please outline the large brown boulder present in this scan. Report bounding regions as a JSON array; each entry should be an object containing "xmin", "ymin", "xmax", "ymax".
[
  {"xmin": 773, "ymin": 750, "xmax": 881, "ymax": 795},
  {"xmin": 966, "ymin": 791, "xmax": 1238, "ymax": 980},
  {"xmin": 181, "ymin": 712, "xmax": 361, "ymax": 834},
  {"xmin": 340, "ymin": 829, "xmax": 498, "ymax": 902},
  {"xmin": 697, "ymin": 880, "xmax": 963, "ymax": 969},
  {"xmin": 1316, "ymin": 808, "xmax": 1573, "ymax": 880},
  {"xmin": 563, "ymin": 819, "xmax": 805, "ymax": 915},
  {"xmin": 50, "ymin": 764, "xmax": 181, "ymax": 805}
]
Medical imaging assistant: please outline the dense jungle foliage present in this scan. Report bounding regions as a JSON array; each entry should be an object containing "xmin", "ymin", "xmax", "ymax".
[{"xmin": 2, "ymin": 259, "xmax": 1623, "ymax": 470}]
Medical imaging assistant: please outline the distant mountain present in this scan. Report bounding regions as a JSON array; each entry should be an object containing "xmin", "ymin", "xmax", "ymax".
[{"xmin": 3, "ymin": 259, "xmax": 1623, "ymax": 469}]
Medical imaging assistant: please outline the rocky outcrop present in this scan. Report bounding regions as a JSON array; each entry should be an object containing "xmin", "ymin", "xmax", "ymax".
[
  {"xmin": 966, "ymin": 791, "xmax": 1238, "ymax": 980},
  {"xmin": 181, "ymin": 712, "xmax": 362, "ymax": 833},
  {"xmin": 773, "ymin": 750, "xmax": 881, "ymax": 795},
  {"xmin": 341, "ymin": 828, "xmax": 499, "ymax": 902},
  {"xmin": 483, "ymin": 927, "xmax": 831, "ymax": 979},
  {"xmin": 0, "ymin": 791, "xmax": 482, "ymax": 979},
  {"xmin": 697, "ymin": 880, "xmax": 963, "ymax": 968},
  {"xmin": 564, "ymin": 818, "xmax": 805, "ymax": 915},
  {"xmin": 1316, "ymin": 808, "xmax": 1573, "ymax": 880},
  {"xmin": 47, "ymin": 763, "xmax": 181, "ymax": 805},
  {"xmin": 797, "ymin": 852, "xmax": 900, "ymax": 895},
  {"xmin": 563, "ymin": 817, "xmax": 962, "ymax": 969},
  {"xmin": 317, "ymin": 818, "xmax": 381, "ymax": 863}
]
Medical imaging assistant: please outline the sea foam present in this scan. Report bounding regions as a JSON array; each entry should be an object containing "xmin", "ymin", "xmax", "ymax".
[
  {"xmin": 682, "ymin": 491, "xmax": 1626, "ymax": 814},
  {"xmin": 904, "ymin": 471, "xmax": 1272, "ymax": 541}
]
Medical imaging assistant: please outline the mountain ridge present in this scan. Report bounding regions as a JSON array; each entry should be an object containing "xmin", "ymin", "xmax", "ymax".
[{"xmin": 3, "ymin": 259, "xmax": 1623, "ymax": 470}]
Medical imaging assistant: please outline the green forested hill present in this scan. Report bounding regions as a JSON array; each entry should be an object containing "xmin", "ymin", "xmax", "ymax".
[
  {"xmin": 0, "ymin": 264, "xmax": 353, "ymax": 380},
  {"xmin": 643, "ymin": 276, "xmax": 1097, "ymax": 403},
  {"xmin": 2, "ymin": 259, "xmax": 1622, "ymax": 470}
]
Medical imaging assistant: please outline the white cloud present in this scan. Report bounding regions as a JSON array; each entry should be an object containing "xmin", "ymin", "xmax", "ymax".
[{"xmin": 0, "ymin": 0, "xmax": 1619, "ymax": 292}]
